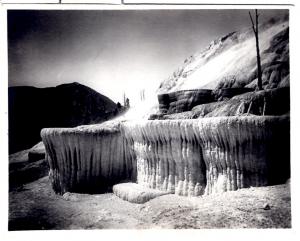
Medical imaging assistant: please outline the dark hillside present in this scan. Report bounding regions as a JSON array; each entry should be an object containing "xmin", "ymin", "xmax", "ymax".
[{"xmin": 9, "ymin": 82, "xmax": 117, "ymax": 153}]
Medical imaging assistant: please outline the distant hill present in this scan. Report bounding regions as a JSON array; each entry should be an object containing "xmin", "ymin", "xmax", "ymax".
[{"xmin": 9, "ymin": 82, "xmax": 118, "ymax": 154}]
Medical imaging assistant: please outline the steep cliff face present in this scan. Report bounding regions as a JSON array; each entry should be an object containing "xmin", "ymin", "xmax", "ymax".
[
  {"xmin": 41, "ymin": 121, "xmax": 136, "ymax": 194},
  {"xmin": 122, "ymin": 116, "xmax": 289, "ymax": 196}
]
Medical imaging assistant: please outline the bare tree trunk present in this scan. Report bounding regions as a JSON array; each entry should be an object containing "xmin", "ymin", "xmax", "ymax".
[
  {"xmin": 123, "ymin": 92, "xmax": 126, "ymax": 107},
  {"xmin": 249, "ymin": 10, "xmax": 263, "ymax": 90}
]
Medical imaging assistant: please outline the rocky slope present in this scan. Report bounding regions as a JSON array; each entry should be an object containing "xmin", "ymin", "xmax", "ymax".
[
  {"xmin": 158, "ymin": 15, "xmax": 289, "ymax": 93},
  {"xmin": 9, "ymin": 82, "xmax": 118, "ymax": 154}
]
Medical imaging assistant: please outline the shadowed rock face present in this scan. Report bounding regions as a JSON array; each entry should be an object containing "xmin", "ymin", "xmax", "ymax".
[
  {"xmin": 9, "ymin": 82, "xmax": 118, "ymax": 154},
  {"xmin": 42, "ymin": 116, "xmax": 290, "ymax": 196}
]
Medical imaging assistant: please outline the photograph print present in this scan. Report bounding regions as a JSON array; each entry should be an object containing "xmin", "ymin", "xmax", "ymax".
[{"xmin": 7, "ymin": 8, "xmax": 290, "ymax": 230}]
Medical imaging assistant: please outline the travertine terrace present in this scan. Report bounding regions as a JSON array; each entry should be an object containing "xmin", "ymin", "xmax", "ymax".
[{"xmin": 41, "ymin": 115, "xmax": 290, "ymax": 197}]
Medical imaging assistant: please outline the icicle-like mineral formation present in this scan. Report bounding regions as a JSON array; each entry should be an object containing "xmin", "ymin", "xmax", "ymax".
[
  {"xmin": 121, "ymin": 120, "xmax": 207, "ymax": 196},
  {"xmin": 122, "ymin": 116, "xmax": 289, "ymax": 196},
  {"xmin": 41, "ymin": 121, "xmax": 136, "ymax": 194},
  {"xmin": 194, "ymin": 116, "xmax": 290, "ymax": 194},
  {"xmin": 42, "ymin": 116, "xmax": 289, "ymax": 196}
]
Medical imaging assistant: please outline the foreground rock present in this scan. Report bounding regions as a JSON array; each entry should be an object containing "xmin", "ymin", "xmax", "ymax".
[
  {"xmin": 9, "ymin": 142, "xmax": 48, "ymax": 190},
  {"xmin": 113, "ymin": 183, "xmax": 169, "ymax": 204}
]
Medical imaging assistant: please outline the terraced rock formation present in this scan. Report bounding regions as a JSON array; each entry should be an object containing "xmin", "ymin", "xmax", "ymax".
[
  {"xmin": 157, "ymin": 89, "xmax": 214, "ymax": 114},
  {"xmin": 42, "ymin": 116, "xmax": 289, "ymax": 196},
  {"xmin": 161, "ymin": 87, "xmax": 289, "ymax": 120},
  {"xmin": 157, "ymin": 88, "xmax": 257, "ymax": 116}
]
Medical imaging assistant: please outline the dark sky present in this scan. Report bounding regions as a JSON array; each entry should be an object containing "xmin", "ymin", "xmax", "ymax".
[{"xmin": 8, "ymin": 9, "xmax": 288, "ymax": 104}]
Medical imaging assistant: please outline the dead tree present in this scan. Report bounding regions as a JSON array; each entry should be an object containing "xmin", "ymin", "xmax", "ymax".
[
  {"xmin": 249, "ymin": 10, "xmax": 263, "ymax": 90},
  {"xmin": 123, "ymin": 92, "xmax": 126, "ymax": 107}
]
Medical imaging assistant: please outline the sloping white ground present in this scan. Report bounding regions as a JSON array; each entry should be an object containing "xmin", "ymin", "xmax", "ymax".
[{"xmin": 159, "ymin": 17, "xmax": 288, "ymax": 92}]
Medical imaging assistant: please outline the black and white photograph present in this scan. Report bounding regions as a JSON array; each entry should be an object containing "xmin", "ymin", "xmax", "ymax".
[{"xmin": 2, "ymin": 4, "xmax": 294, "ymax": 233}]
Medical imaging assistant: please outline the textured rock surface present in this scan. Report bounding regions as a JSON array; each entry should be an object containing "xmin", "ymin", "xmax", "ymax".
[
  {"xmin": 113, "ymin": 183, "xmax": 169, "ymax": 204},
  {"xmin": 161, "ymin": 87, "xmax": 289, "ymax": 120},
  {"xmin": 9, "ymin": 142, "xmax": 45, "ymax": 165},
  {"xmin": 28, "ymin": 142, "xmax": 46, "ymax": 162},
  {"xmin": 193, "ymin": 116, "xmax": 289, "ymax": 194},
  {"xmin": 213, "ymin": 87, "xmax": 254, "ymax": 101},
  {"xmin": 41, "ymin": 121, "xmax": 136, "ymax": 194},
  {"xmin": 122, "ymin": 120, "xmax": 206, "ymax": 196},
  {"xmin": 157, "ymin": 89, "xmax": 214, "ymax": 114},
  {"xmin": 122, "ymin": 116, "xmax": 289, "ymax": 196},
  {"xmin": 206, "ymin": 87, "xmax": 289, "ymax": 117}
]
